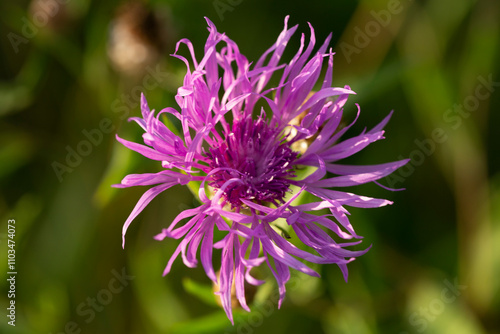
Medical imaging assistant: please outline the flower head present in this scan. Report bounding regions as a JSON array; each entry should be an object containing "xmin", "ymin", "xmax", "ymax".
[{"xmin": 115, "ymin": 16, "xmax": 408, "ymax": 323}]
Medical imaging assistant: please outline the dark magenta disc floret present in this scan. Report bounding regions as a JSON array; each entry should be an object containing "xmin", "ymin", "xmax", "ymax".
[{"xmin": 208, "ymin": 116, "xmax": 297, "ymax": 208}]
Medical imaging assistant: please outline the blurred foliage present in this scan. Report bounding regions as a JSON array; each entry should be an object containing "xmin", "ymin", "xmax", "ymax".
[{"xmin": 1, "ymin": 0, "xmax": 499, "ymax": 333}]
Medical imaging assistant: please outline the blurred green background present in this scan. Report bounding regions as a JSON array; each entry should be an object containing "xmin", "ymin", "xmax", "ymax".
[{"xmin": 1, "ymin": 0, "xmax": 499, "ymax": 333}]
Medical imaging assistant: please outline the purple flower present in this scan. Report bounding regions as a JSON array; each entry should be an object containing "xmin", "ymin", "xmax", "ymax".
[{"xmin": 115, "ymin": 16, "xmax": 408, "ymax": 323}]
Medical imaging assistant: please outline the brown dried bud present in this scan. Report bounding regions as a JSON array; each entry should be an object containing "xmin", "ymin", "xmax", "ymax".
[{"xmin": 107, "ymin": 1, "xmax": 173, "ymax": 75}]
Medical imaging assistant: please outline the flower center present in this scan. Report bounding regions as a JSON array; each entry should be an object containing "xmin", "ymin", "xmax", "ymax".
[{"xmin": 208, "ymin": 117, "xmax": 297, "ymax": 208}]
